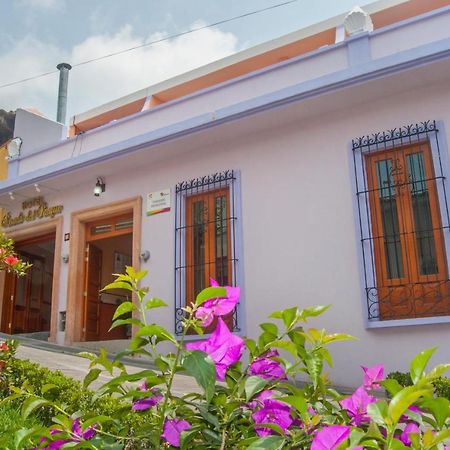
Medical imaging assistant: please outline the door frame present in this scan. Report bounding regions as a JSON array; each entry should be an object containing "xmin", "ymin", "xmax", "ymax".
[
  {"xmin": 0, "ymin": 217, "xmax": 63, "ymax": 342},
  {"xmin": 65, "ymin": 196, "xmax": 141, "ymax": 344}
]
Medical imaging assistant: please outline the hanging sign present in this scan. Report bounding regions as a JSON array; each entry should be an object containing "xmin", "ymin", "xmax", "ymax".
[
  {"xmin": 146, "ymin": 189, "xmax": 171, "ymax": 216},
  {"xmin": 2, "ymin": 196, "xmax": 63, "ymax": 228}
]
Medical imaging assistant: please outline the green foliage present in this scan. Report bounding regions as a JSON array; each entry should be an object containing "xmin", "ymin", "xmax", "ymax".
[{"xmin": 2, "ymin": 268, "xmax": 450, "ymax": 449}]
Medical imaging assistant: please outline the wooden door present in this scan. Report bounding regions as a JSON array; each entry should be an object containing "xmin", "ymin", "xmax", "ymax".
[
  {"xmin": 83, "ymin": 243, "xmax": 103, "ymax": 341},
  {"xmin": 1, "ymin": 272, "xmax": 16, "ymax": 334}
]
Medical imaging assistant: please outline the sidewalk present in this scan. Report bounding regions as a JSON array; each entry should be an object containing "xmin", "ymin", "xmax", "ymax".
[{"xmin": 15, "ymin": 343, "xmax": 200, "ymax": 396}]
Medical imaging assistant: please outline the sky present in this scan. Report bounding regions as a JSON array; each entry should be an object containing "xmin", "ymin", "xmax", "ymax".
[{"xmin": 0, "ymin": 0, "xmax": 374, "ymax": 121}]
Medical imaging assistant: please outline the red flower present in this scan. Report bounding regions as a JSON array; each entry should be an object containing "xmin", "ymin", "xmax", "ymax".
[
  {"xmin": 4, "ymin": 255, "xmax": 19, "ymax": 266},
  {"xmin": 0, "ymin": 342, "xmax": 9, "ymax": 352}
]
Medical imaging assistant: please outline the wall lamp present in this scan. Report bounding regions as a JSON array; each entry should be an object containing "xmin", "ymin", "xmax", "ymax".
[{"xmin": 93, "ymin": 177, "xmax": 105, "ymax": 197}]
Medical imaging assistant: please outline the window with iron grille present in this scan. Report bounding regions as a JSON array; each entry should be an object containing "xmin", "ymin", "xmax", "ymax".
[
  {"xmin": 174, "ymin": 170, "xmax": 241, "ymax": 335},
  {"xmin": 352, "ymin": 120, "xmax": 450, "ymax": 322}
]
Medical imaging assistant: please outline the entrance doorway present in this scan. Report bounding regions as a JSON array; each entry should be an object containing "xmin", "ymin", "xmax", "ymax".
[
  {"xmin": 83, "ymin": 214, "xmax": 133, "ymax": 341},
  {"xmin": 1, "ymin": 233, "xmax": 56, "ymax": 337}
]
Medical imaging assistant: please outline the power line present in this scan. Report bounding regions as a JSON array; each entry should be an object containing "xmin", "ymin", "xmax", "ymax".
[{"xmin": 0, "ymin": 0, "xmax": 298, "ymax": 90}]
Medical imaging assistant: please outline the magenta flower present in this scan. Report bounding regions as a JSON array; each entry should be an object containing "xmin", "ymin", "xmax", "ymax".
[
  {"xmin": 249, "ymin": 350, "xmax": 286, "ymax": 380},
  {"xmin": 340, "ymin": 386, "xmax": 376, "ymax": 426},
  {"xmin": 38, "ymin": 419, "xmax": 96, "ymax": 449},
  {"xmin": 132, "ymin": 382, "xmax": 163, "ymax": 411},
  {"xmin": 251, "ymin": 390, "xmax": 294, "ymax": 437},
  {"xmin": 311, "ymin": 425, "xmax": 351, "ymax": 450},
  {"xmin": 400, "ymin": 405, "xmax": 422, "ymax": 423},
  {"xmin": 161, "ymin": 418, "xmax": 191, "ymax": 448},
  {"xmin": 195, "ymin": 278, "xmax": 239, "ymax": 327},
  {"xmin": 362, "ymin": 364, "xmax": 384, "ymax": 390},
  {"xmin": 400, "ymin": 423, "xmax": 420, "ymax": 447},
  {"xmin": 186, "ymin": 317, "xmax": 244, "ymax": 380}
]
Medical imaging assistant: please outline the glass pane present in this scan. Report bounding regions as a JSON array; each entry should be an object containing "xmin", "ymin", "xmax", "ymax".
[
  {"xmin": 193, "ymin": 200, "xmax": 206, "ymax": 295},
  {"xmin": 115, "ymin": 219, "xmax": 133, "ymax": 230},
  {"xmin": 91, "ymin": 224, "xmax": 112, "ymax": 235},
  {"xmin": 376, "ymin": 159, "xmax": 404, "ymax": 279},
  {"xmin": 215, "ymin": 195, "xmax": 229, "ymax": 285},
  {"xmin": 406, "ymin": 152, "xmax": 439, "ymax": 275},
  {"xmin": 30, "ymin": 259, "xmax": 43, "ymax": 309}
]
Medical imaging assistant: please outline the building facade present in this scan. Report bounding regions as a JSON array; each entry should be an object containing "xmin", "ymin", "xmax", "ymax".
[{"xmin": 1, "ymin": 0, "xmax": 450, "ymax": 387}]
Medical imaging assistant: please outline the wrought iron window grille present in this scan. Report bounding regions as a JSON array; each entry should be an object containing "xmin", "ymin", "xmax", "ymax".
[
  {"xmin": 352, "ymin": 120, "xmax": 450, "ymax": 321},
  {"xmin": 174, "ymin": 170, "xmax": 240, "ymax": 335}
]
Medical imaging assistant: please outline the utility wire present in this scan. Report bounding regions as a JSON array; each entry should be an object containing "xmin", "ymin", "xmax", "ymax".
[{"xmin": 0, "ymin": 0, "xmax": 298, "ymax": 90}]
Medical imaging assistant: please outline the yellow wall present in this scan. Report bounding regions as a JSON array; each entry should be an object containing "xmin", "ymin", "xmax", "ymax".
[{"xmin": 0, "ymin": 145, "xmax": 8, "ymax": 180}]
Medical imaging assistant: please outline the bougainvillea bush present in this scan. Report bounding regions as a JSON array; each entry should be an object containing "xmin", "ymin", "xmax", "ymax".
[
  {"xmin": 5, "ymin": 267, "xmax": 450, "ymax": 449},
  {"xmin": 0, "ymin": 232, "xmax": 31, "ymax": 276}
]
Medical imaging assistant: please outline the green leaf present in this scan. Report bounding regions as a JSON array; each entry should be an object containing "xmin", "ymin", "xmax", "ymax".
[
  {"xmin": 109, "ymin": 318, "xmax": 143, "ymax": 331},
  {"xmin": 83, "ymin": 368, "xmax": 102, "ymax": 389},
  {"xmin": 305, "ymin": 352, "xmax": 323, "ymax": 389},
  {"xmin": 22, "ymin": 397, "xmax": 50, "ymax": 419},
  {"xmin": 277, "ymin": 395, "xmax": 307, "ymax": 414},
  {"xmin": 182, "ymin": 350, "xmax": 216, "ymax": 402},
  {"xmin": 260, "ymin": 323, "xmax": 278, "ymax": 335},
  {"xmin": 102, "ymin": 281, "xmax": 133, "ymax": 292},
  {"xmin": 245, "ymin": 436, "xmax": 285, "ymax": 450},
  {"xmin": 410, "ymin": 348, "xmax": 436, "ymax": 384},
  {"xmin": 135, "ymin": 324, "xmax": 177, "ymax": 344},
  {"xmin": 298, "ymin": 305, "xmax": 330, "ymax": 321},
  {"xmin": 382, "ymin": 379, "xmax": 403, "ymax": 397},
  {"xmin": 145, "ymin": 298, "xmax": 168, "ymax": 310},
  {"xmin": 14, "ymin": 426, "xmax": 45, "ymax": 450},
  {"xmin": 322, "ymin": 333, "xmax": 356, "ymax": 344},
  {"xmin": 282, "ymin": 307, "xmax": 298, "ymax": 330},
  {"xmin": 271, "ymin": 340, "xmax": 298, "ymax": 358},
  {"xmin": 112, "ymin": 301, "xmax": 136, "ymax": 320},
  {"xmin": 388, "ymin": 385, "xmax": 431, "ymax": 424},
  {"xmin": 420, "ymin": 397, "xmax": 450, "ymax": 429},
  {"xmin": 425, "ymin": 363, "xmax": 450, "ymax": 381},
  {"xmin": 41, "ymin": 383, "xmax": 58, "ymax": 394},
  {"xmin": 367, "ymin": 400, "xmax": 388, "ymax": 425},
  {"xmin": 195, "ymin": 286, "xmax": 227, "ymax": 306},
  {"xmin": 245, "ymin": 376, "xmax": 267, "ymax": 401}
]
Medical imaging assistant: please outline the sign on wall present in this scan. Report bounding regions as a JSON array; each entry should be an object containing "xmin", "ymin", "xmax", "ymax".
[
  {"xmin": 146, "ymin": 189, "xmax": 171, "ymax": 216},
  {"xmin": 2, "ymin": 196, "xmax": 63, "ymax": 228}
]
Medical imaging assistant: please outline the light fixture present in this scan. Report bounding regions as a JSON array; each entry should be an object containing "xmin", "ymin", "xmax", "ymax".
[
  {"xmin": 8, "ymin": 191, "xmax": 14, "ymax": 200},
  {"xmin": 6, "ymin": 137, "xmax": 23, "ymax": 160},
  {"xmin": 93, "ymin": 177, "xmax": 105, "ymax": 196},
  {"xmin": 344, "ymin": 6, "xmax": 373, "ymax": 36},
  {"xmin": 34, "ymin": 183, "xmax": 41, "ymax": 193}
]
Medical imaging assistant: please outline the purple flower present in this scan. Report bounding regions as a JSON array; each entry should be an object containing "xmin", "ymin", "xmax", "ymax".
[
  {"xmin": 195, "ymin": 278, "xmax": 240, "ymax": 327},
  {"xmin": 340, "ymin": 386, "xmax": 376, "ymax": 426},
  {"xmin": 38, "ymin": 419, "xmax": 96, "ymax": 449},
  {"xmin": 132, "ymin": 382, "xmax": 163, "ymax": 411},
  {"xmin": 400, "ymin": 423, "xmax": 420, "ymax": 447},
  {"xmin": 362, "ymin": 364, "xmax": 384, "ymax": 390},
  {"xmin": 311, "ymin": 425, "xmax": 351, "ymax": 450},
  {"xmin": 250, "ymin": 390, "xmax": 294, "ymax": 437},
  {"xmin": 249, "ymin": 350, "xmax": 286, "ymax": 380},
  {"xmin": 186, "ymin": 317, "xmax": 244, "ymax": 380},
  {"xmin": 161, "ymin": 418, "xmax": 191, "ymax": 448}
]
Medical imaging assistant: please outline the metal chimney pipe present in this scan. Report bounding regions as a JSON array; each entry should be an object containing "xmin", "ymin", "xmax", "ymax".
[{"xmin": 56, "ymin": 62, "xmax": 72, "ymax": 124}]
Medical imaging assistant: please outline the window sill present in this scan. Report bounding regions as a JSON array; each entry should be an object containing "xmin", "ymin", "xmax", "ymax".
[{"xmin": 366, "ymin": 315, "xmax": 450, "ymax": 329}]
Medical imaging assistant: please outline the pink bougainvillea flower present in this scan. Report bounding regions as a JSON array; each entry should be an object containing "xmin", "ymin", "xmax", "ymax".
[
  {"xmin": 195, "ymin": 278, "xmax": 240, "ymax": 327},
  {"xmin": 186, "ymin": 317, "xmax": 244, "ymax": 380},
  {"xmin": 400, "ymin": 423, "xmax": 420, "ymax": 447},
  {"xmin": 340, "ymin": 386, "xmax": 376, "ymax": 426},
  {"xmin": 311, "ymin": 425, "xmax": 351, "ymax": 450},
  {"xmin": 132, "ymin": 382, "xmax": 163, "ymax": 411},
  {"xmin": 38, "ymin": 419, "xmax": 96, "ymax": 450},
  {"xmin": 362, "ymin": 364, "xmax": 384, "ymax": 389},
  {"xmin": 4, "ymin": 255, "xmax": 18, "ymax": 266},
  {"xmin": 249, "ymin": 350, "xmax": 287, "ymax": 380},
  {"xmin": 252, "ymin": 397, "xmax": 293, "ymax": 436},
  {"xmin": 161, "ymin": 418, "xmax": 191, "ymax": 448}
]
